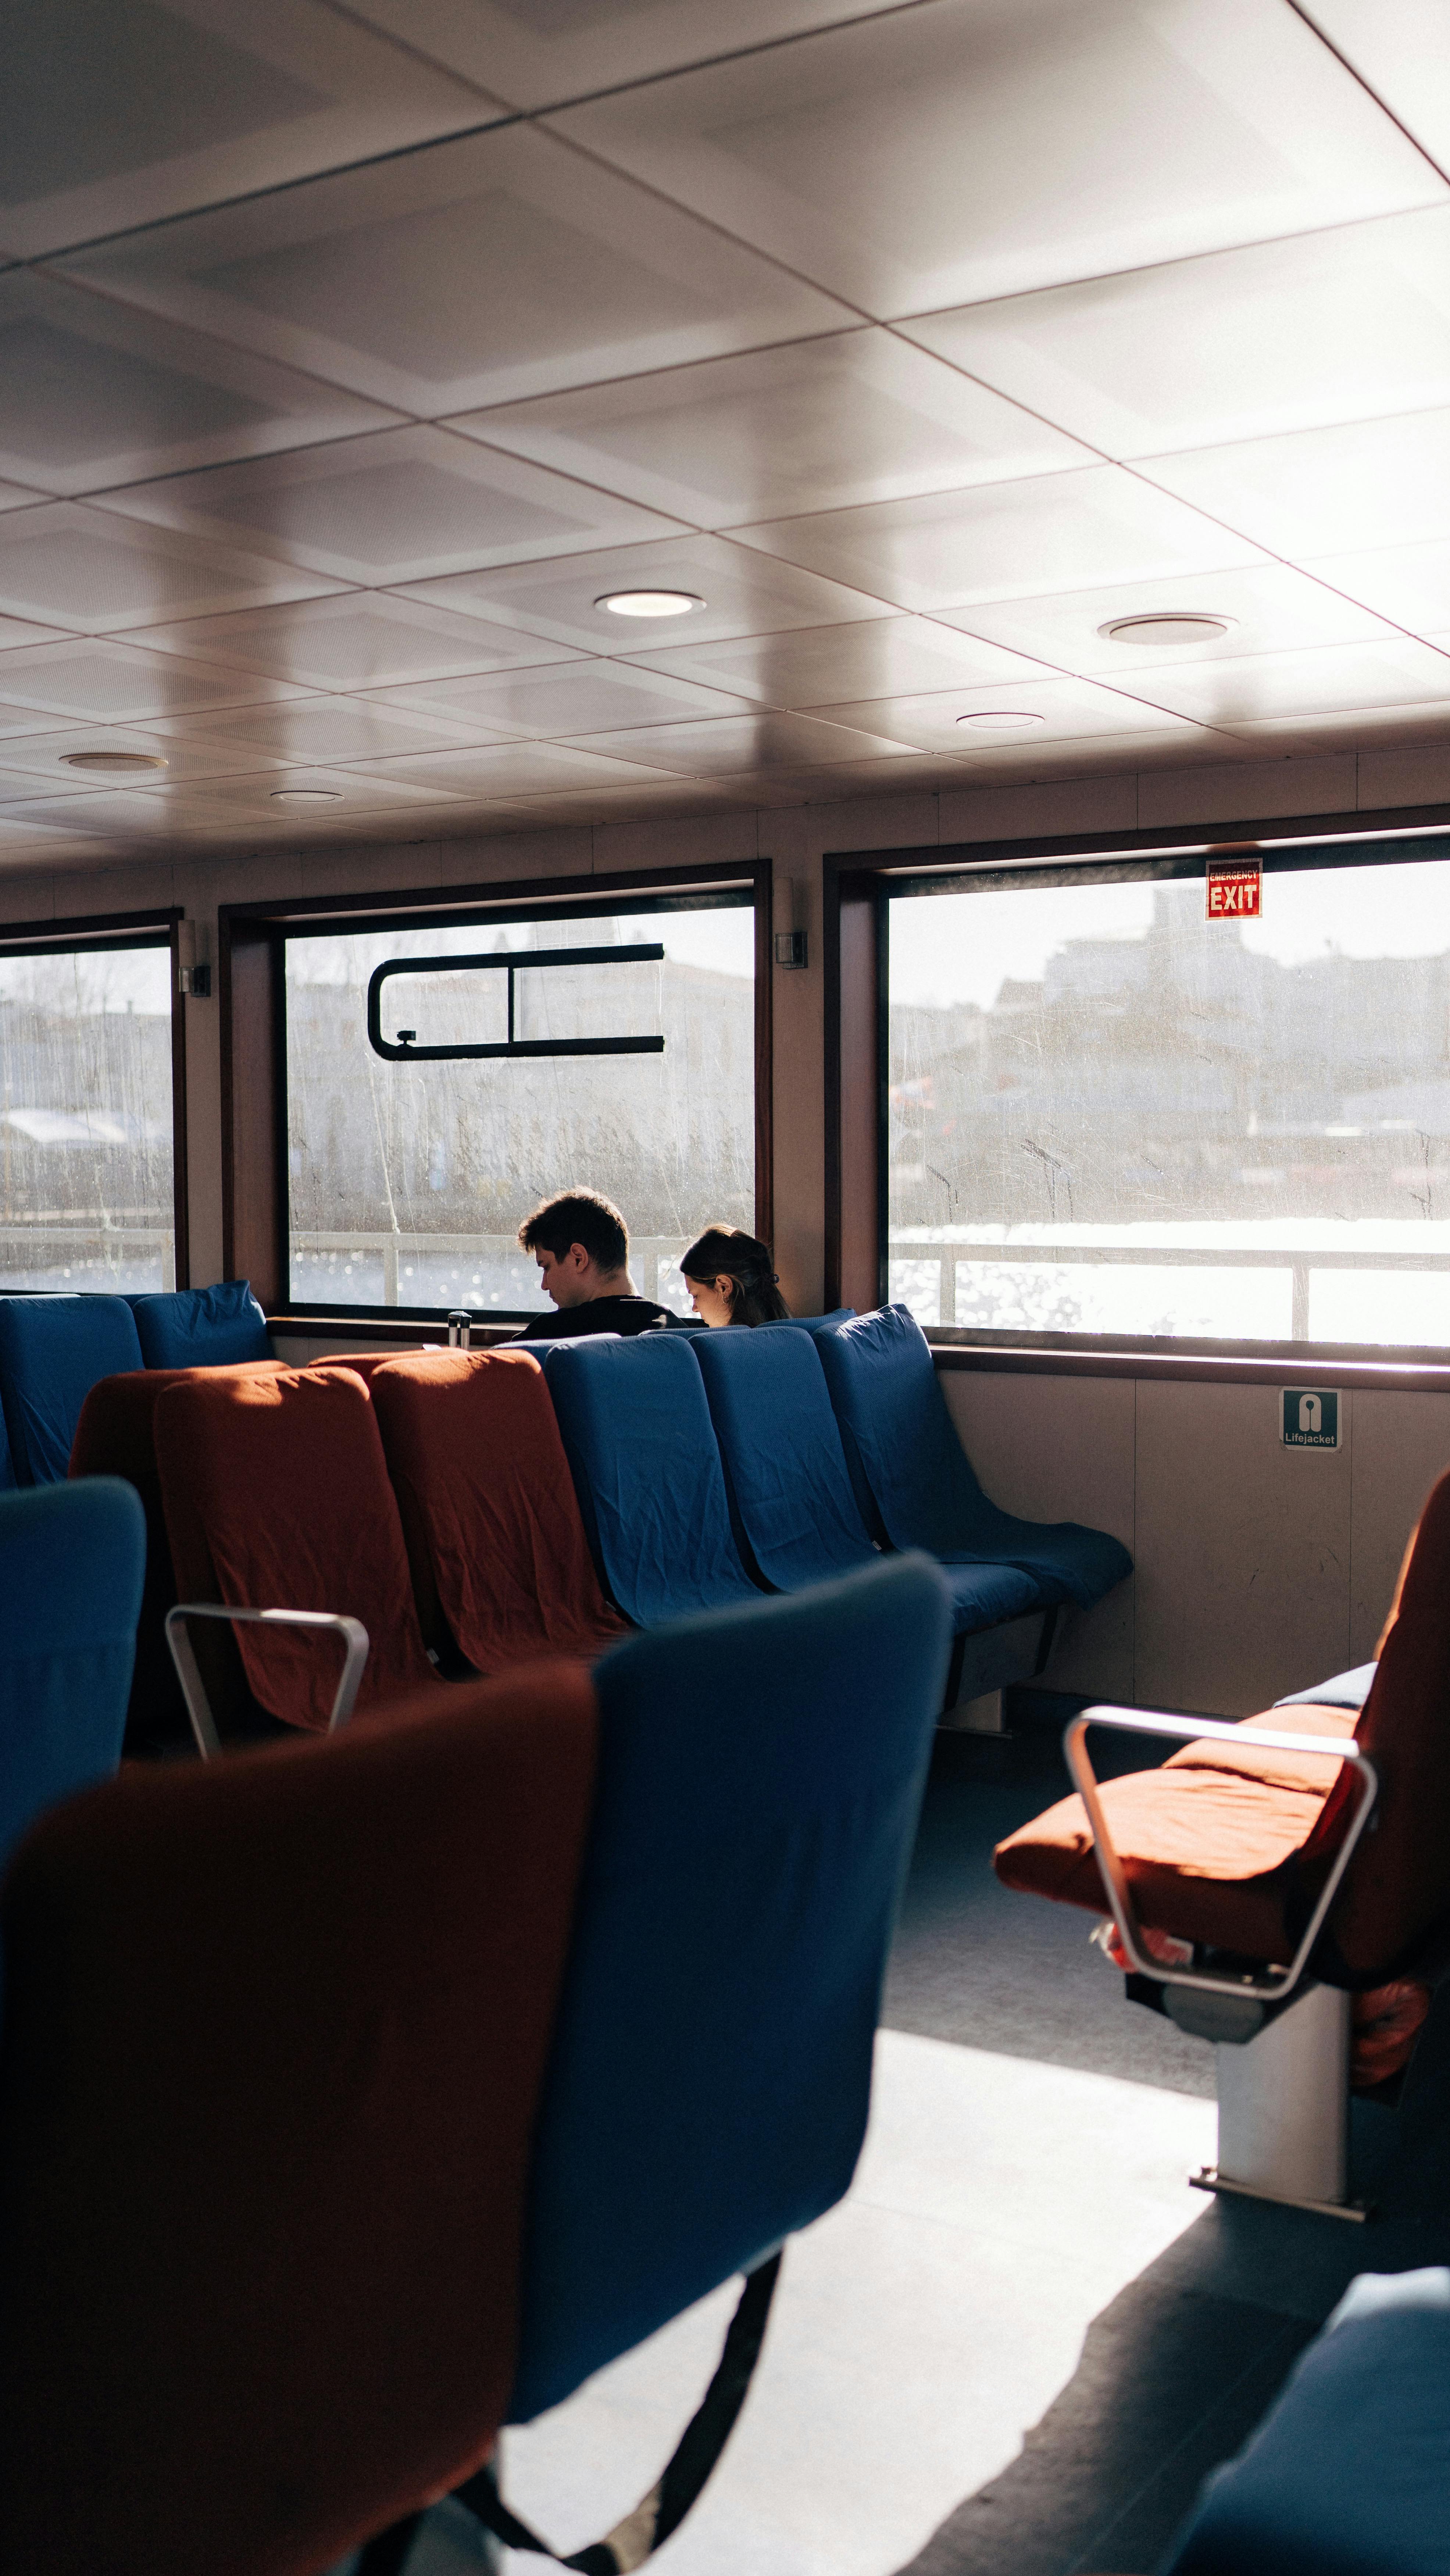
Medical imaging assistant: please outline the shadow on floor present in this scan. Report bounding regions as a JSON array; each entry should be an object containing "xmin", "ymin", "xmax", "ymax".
[{"xmin": 886, "ymin": 1708, "xmax": 1450, "ymax": 2575}]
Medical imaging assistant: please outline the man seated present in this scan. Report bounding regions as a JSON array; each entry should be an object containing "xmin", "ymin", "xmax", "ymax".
[{"xmin": 506, "ymin": 1189, "xmax": 671, "ymax": 1341}]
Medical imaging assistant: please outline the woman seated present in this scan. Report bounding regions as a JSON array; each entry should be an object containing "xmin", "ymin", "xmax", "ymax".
[{"xmin": 680, "ymin": 1226, "xmax": 790, "ymax": 1328}]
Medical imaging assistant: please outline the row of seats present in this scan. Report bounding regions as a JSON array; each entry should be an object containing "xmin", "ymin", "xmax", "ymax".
[
  {"xmin": 0, "ymin": 1470, "xmax": 951, "ymax": 2576},
  {"xmin": 72, "ymin": 1306, "xmax": 1132, "ymax": 1745},
  {"xmin": 0, "ymin": 1281, "xmax": 269, "ymax": 1485}
]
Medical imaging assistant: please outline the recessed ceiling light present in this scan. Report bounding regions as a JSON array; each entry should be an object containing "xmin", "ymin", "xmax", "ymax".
[
  {"xmin": 1099, "ymin": 613, "xmax": 1234, "ymax": 647},
  {"xmin": 595, "ymin": 589, "xmax": 705, "ymax": 618},
  {"xmin": 61, "ymin": 750, "xmax": 168, "ymax": 773},
  {"xmin": 956, "ymin": 709, "xmax": 1046, "ymax": 732},
  {"xmin": 270, "ymin": 787, "xmax": 343, "ymax": 804}
]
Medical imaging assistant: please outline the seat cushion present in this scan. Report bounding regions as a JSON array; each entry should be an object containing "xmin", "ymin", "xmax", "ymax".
[
  {"xmin": 0, "ymin": 1295, "xmax": 144, "ymax": 1484},
  {"xmin": 154, "ymin": 1366, "xmax": 440, "ymax": 1729},
  {"xmin": 993, "ymin": 1704, "xmax": 1360, "ymax": 1961},
  {"xmin": 129, "ymin": 1281, "xmax": 271, "ymax": 1370},
  {"xmin": 370, "ymin": 1350, "xmax": 626, "ymax": 1670}
]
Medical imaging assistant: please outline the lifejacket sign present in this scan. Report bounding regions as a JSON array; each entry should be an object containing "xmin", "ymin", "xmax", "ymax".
[
  {"xmin": 1206, "ymin": 861, "xmax": 1262, "ymax": 920},
  {"xmin": 1282, "ymin": 1389, "xmax": 1340, "ymax": 1449}
]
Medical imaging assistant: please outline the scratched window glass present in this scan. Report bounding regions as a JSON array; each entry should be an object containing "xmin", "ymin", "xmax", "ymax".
[
  {"xmin": 285, "ymin": 903, "xmax": 754, "ymax": 1316},
  {"xmin": 888, "ymin": 860, "xmax": 1450, "ymax": 1351},
  {"xmin": 0, "ymin": 942, "xmax": 174, "ymax": 1292}
]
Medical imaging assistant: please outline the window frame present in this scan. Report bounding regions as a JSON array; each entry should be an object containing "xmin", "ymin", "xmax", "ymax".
[
  {"xmin": 222, "ymin": 860, "xmax": 772, "ymax": 1326},
  {"xmin": 828, "ymin": 810, "xmax": 1450, "ymax": 1378},
  {"xmin": 0, "ymin": 903, "xmax": 189, "ymax": 1292}
]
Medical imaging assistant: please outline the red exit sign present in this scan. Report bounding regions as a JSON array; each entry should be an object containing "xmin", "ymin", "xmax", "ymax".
[{"xmin": 1206, "ymin": 861, "xmax": 1262, "ymax": 919}]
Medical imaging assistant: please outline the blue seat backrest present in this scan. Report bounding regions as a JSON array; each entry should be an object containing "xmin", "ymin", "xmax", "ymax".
[
  {"xmin": 0, "ymin": 1479, "xmax": 144, "ymax": 1871},
  {"xmin": 508, "ymin": 1552, "xmax": 953, "ymax": 2422},
  {"xmin": 0, "ymin": 1296, "xmax": 144, "ymax": 1484},
  {"xmin": 690, "ymin": 1324, "xmax": 877, "ymax": 1591},
  {"xmin": 129, "ymin": 1280, "xmax": 271, "ymax": 1370},
  {"xmin": 543, "ymin": 1334, "xmax": 759, "ymax": 1624}
]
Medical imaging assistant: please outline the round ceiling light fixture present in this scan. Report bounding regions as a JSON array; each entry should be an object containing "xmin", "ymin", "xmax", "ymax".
[
  {"xmin": 61, "ymin": 749, "xmax": 168, "ymax": 773},
  {"xmin": 1099, "ymin": 612, "xmax": 1234, "ymax": 647},
  {"xmin": 270, "ymin": 787, "xmax": 343, "ymax": 804},
  {"xmin": 595, "ymin": 588, "xmax": 705, "ymax": 618},
  {"xmin": 956, "ymin": 709, "xmax": 1047, "ymax": 732}
]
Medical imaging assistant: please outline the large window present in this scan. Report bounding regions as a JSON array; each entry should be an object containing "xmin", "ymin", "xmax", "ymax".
[
  {"xmin": 888, "ymin": 845, "xmax": 1450, "ymax": 1354},
  {"xmin": 0, "ymin": 937, "xmax": 176, "ymax": 1291},
  {"xmin": 285, "ymin": 896, "xmax": 756, "ymax": 1318}
]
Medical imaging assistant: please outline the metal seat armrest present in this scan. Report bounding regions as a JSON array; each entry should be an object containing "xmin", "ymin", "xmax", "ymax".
[
  {"xmin": 165, "ymin": 1604, "xmax": 370, "ymax": 1758},
  {"xmin": 1064, "ymin": 1704, "xmax": 1379, "ymax": 2006}
]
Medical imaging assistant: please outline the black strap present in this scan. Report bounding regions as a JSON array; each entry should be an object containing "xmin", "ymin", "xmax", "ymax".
[{"xmin": 455, "ymin": 2251, "xmax": 783, "ymax": 2575}]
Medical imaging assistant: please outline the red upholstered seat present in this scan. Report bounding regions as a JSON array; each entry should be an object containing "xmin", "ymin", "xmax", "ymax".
[
  {"xmin": 0, "ymin": 1661, "xmax": 597, "ymax": 2576},
  {"xmin": 995, "ymin": 1467, "xmax": 1450, "ymax": 2045},
  {"xmin": 370, "ymin": 1350, "xmax": 627, "ymax": 1672},
  {"xmin": 155, "ymin": 1365, "xmax": 442, "ymax": 1731},
  {"xmin": 70, "ymin": 1363, "xmax": 284, "ymax": 1747}
]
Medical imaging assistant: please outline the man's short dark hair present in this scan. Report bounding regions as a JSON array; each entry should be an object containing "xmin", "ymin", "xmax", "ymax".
[{"xmin": 518, "ymin": 1189, "xmax": 628, "ymax": 1272}]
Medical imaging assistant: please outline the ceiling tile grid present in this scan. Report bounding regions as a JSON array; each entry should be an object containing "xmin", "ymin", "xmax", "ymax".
[{"xmin": 2, "ymin": 0, "xmax": 1450, "ymax": 861}]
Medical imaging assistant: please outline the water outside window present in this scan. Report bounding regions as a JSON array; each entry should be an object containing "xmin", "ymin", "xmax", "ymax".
[
  {"xmin": 0, "ymin": 944, "xmax": 174, "ymax": 1291},
  {"xmin": 285, "ymin": 904, "xmax": 755, "ymax": 1314},
  {"xmin": 888, "ymin": 858, "xmax": 1450, "ymax": 1350}
]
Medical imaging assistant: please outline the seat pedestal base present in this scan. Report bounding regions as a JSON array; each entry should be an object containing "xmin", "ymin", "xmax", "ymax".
[
  {"xmin": 1189, "ymin": 2166, "xmax": 1367, "ymax": 2222},
  {"xmin": 1195, "ymin": 1981, "xmax": 1358, "ymax": 2217}
]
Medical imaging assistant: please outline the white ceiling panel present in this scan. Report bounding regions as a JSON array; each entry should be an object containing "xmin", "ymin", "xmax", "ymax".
[
  {"xmin": 0, "ymin": 724, "xmax": 287, "ymax": 785},
  {"xmin": 900, "ymin": 205, "xmax": 1450, "ymax": 460},
  {"xmin": 552, "ymin": 0, "xmax": 1442, "ymax": 321},
  {"xmin": 943, "ymin": 563, "xmax": 1401, "ymax": 675},
  {"xmin": 0, "ymin": 615, "xmax": 76, "ymax": 652},
  {"xmin": 132, "ymin": 593, "xmax": 588, "ymax": 690},
  {"xmin": 0, "ymin": 0, "xmax": 496, "ymax": 262},
  {"xmin": 618, "ymin": 615, "xmax": 1047, "ymax": 705},
  {"xmin": 0, "ymin": 273, "xmax": 403, "ymax": 498},
  {"xmin": 342, "ymin": 0, "xmax": 924, "ymax": 113},
  {"xmin": 144, "ymin": 695, "xmax": 497, "ymax": 766},
  {"xmin": 0, "ymin": 501, "xmax": 344, "ymax": 633},
  {"xmin": 735, "ymin": 467, "xmax": 1265, "ymax": 613},
  {"xmin": 397, "ymin": 534, "xmax": 896, "ymax": 650},
  {"xmin": 1300, "ymin": 4, "xmax": 1450, "ymax": 176},
  {"xmin": 171, "ymin": 764, "xmax": 472, "ymax": 817},
  {"xmin": 63, "ymin": 125, "xmax": 851, "ymax": 418},
  {"xmin": 0, "ymin": 637, "xmax": 310, "ymax": 729},
  {"xmin": 1211, "ymin": 701, "xmax": 1450, "ymax": 754},
  {"xmin": 100, "ymin": 428, "xmax": 681, "ymax": 587},
  {"xmin": 1104, "ymin": 638, "xmax": 1450, "ymax": 728},
  {"xmin": 341, "ymin": 743, "xmax": 686, "ymax": 798},
  {"xmin": 361, "ymin": 661, "xmax": 754, "ymax": 738},
  {"xmin": 451, "ymin": 330, "xmax": 1092, "ymax": 528},
  {"xmin": 939, "ymin": 723, "xmax": 1234, "ymax": 778},
  {"xmin": 812, "ymin": 674, "xmax": 1201, "ymax": 754},
  {"xmin": 1140, "ymin": 409, "xmax": 1450, "ymax": 558},
  {"xmin": 557, "ymin": 711, "xmax": 920, "ymax": 774},
  {"xmin": 1300, "ymin": 540, "xmax": 1450, "ymax": 637}
]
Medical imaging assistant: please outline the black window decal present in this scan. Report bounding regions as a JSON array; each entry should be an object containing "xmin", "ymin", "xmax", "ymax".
[{"xmin": 366, "ymin": 944, "xmax": 667, "ymax": 1063}]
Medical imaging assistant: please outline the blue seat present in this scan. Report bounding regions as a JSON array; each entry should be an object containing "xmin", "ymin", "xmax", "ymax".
[
  {"xmin": 0, "ymin": 1478, "xmax": 143, "ymax": 1871},
  {"xmin": 543, "ymin": 1333, "xmax": 760, "ymax": 1623},
  {"xmin": 691, "ymin": 1322, "xmax": 1041, "ymax": 1635},
  {"xmin": 811, "ymin": 1305, "xmax": 1133, "ymax": 1610},
  {"xmin": 1163, "ymin": 2268, "xmax": 1450, "ymax": 2576},
  {"xmin": 128, "ymin": 1280, "xmax": 271, "ymax": 1370},
  {"xmin": 0, "ymin": 1295, "xmax": 144, "ymax": 1484},
  {"xmin": 511, "ymin": 1552, "xmax": 953, "ymax": 2417},
  {"xmin": 1277, "ymin": 1663, "xmax": 1376, "ymax": 1710}
]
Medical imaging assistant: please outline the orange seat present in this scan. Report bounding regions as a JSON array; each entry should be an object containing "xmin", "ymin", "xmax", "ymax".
[
  {"xmin": 155, "ymin": 1366, "xmax": 442, "ymax": 1732},
  {"xmin": 0, "ymin": 1660, "xmax": 597, "ymax": 2576},
  {"xmin": 370, "ymin": 1349, "xmax": 627, "ymax": 1672}
]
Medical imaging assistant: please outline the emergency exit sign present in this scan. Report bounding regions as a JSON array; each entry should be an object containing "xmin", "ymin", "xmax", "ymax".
[
  {"xmin": 1282, "ymin": 1389, "xmax": 1340, "ymax": 1448},
  {"xmin": 1206, "ymin": 861, "xmax": 1262, "ymax": 919}
]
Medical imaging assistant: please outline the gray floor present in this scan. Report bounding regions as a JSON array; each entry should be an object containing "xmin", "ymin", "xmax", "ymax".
[{"xmin": 351, "ymin": 1703, "xmax": 1450, "ymax": 2576}]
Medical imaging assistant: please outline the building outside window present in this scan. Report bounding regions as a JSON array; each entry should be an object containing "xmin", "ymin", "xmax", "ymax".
[
  {"xmin": 285, "ymin": 896, "xmax": 756, "ymax": 1318},
  {"xmin": 888, "ymin": 847, "xmax": 1450, "ymax": 1354},
  {"xmin": 0, "ymin": 939, "xmax": 175, "ymax": 1292}
]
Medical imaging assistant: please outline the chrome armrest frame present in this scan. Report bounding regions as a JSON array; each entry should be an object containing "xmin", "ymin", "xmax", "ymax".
[
  {"xmin": 165, "ymin": 1604, "xmax": 370, "ymax": 1759},
  {"xmin": 1064, "ymin": 1704, "xmax": 1379, "ymax": 2005}
]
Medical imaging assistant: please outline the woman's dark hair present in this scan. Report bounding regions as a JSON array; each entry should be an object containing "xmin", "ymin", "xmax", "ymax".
[{"xmin": 680, "ymin": 1225, "xmax": 789, "ymax": 1327}]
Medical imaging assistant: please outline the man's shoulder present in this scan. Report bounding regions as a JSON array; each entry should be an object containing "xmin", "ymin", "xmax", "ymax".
[{"xmin": 502, "ymin": 1295, "xmax": 671, "ymax": 1342}]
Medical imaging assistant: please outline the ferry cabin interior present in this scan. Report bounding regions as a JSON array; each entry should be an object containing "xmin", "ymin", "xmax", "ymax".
[{"xmin": 7, "ymin": 4, "xmax": 1450, "ymax": 2572}]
